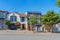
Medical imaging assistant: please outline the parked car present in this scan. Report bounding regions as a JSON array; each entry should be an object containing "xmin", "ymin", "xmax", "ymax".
[{"xmin": 9, "ymin": 24, "xmax": 17, "ymax": 30}]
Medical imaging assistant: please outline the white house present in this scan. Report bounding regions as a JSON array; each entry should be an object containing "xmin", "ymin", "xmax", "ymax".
[{"xmin": 7, "ymin": 12, "xmax": 27, "ymax": 30}]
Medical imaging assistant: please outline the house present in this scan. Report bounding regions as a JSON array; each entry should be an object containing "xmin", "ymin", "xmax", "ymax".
[
  {"xmin": 25, "ymin": 12, "xmax": 42, "ymax": 31},
  {"xmin": 19, "ymin": 14, "xmax": 27, "ymax": 30},
  {"xmin": 41, "ymin": 23, "xmax": 60, "ymax": 33},
  {"xmin": 7, "ymin": 12, "xmax": 42, "ymax": 31},
  {"xmin": 0, "ymin": 10, "xmax": 9, "ymax": 29},
  {"xmin": 7, "ymin": 12, "xmax": 27, "ymax": 30}
]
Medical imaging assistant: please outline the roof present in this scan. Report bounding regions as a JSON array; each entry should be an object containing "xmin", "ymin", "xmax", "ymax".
[
  {"xmin": 19, "ymin": 14, "xmax": 27, "ymax": 17},
  {"xmin": 0, "ymin": 10, "xmax": 8, "ymax": 12},
  {"xmin": 0, "ymin": 10, "xmax": 9, "ymax": 15},
  {"xmin": 27, "ymin": 11, "xmax": 42, "ymax": 15},
  {"xmin": 9, "ymin": 12, "xmax": 27, "ymax": 17}
]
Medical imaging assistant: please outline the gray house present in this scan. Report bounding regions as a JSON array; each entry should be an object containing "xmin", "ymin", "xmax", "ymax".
[
  {"xmin": 0, "ymin": 10, "xmax": 9, "ymax": 29},
  {"xmin": 26, "ymin": 12, "xmax": 42, "ymax": 31}
]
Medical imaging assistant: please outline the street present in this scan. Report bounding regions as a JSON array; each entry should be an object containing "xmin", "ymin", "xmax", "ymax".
[{"xmin": 0, "ymin": 31, "xmax": 60, "ymax": 40}]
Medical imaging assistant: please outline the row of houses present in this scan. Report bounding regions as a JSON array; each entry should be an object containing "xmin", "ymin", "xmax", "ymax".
[{"xmin": 0, "ymin": 10, "xmax": 60, "ymax": 33}]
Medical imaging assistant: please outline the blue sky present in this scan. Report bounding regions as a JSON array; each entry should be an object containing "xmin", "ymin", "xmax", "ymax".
[{"xmin": 0, "ymin": 0, "xmax": 59, "ymax": 14}]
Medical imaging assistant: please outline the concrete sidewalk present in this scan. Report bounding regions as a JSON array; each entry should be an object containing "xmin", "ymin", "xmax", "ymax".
[
  {"xmin": 0, "ymin": 30, "xmax": 55, "ymax": 34},
  {"xmin": 0, "ymin": 30, "xmax": 34, "ymax": 33}
]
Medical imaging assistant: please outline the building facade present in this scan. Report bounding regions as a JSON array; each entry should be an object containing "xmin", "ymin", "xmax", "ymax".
[
  {"xmin": 25, "ymin": 12, "xmax": 42, "ymax": 31},
  {"xmin": 7, "ymin": 12, "xmax": 27, "ymax": 30},
  {"xmin": 7, "ymin": 12, "xmax": 42, "ymax": 31},
  {"xmin": 0, "ymin": 10, "xmax": 59, "ymax": 33},
  {"xmin": 0, "ymin": 10, "xmax": 9, "ymax": 29}
]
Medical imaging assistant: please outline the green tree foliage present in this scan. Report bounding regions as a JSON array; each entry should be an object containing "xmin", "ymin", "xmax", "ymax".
[
  {"xmin": 6, "ymin": 20, "xmax": 11, "ymax": 26},
  {"xmin": 28, "ymin": 14, "xmax": 38, "ymax": 26},
  {"xmin": 6, "ymin": 20, "xmax": 11, "ymax": 29},
  {"xmin": 56, "ymin": 0, "xmax": 60, "ymax": 7},
  {"xmin": 40, "ymin": 11, "xmax": 60, "ymax": 25}
]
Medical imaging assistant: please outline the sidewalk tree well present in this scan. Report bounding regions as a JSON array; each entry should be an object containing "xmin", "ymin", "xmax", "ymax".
[
  {"xmin": 40, "ymin": 11, "xmax": 60, "ymax": 32},
  {"xmin": 28, "ymin": 14, "xmax": 38, "ymax": 31}
]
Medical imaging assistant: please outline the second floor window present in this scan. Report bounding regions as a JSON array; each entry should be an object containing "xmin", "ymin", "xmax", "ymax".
[
  {"xmin": 10, "ymin": 16, "xmax": 17, "ymax": 22},
  {"xmin": 0, "ymin": 12, "xmax": 6, "ymax": 20},
  {"xmin": 0, "ymin": 12, "xmax": 5, "ymax": 18},
  {"xmin": 21, "ymin": 17, "xmax": 25, "ymax": 22}
]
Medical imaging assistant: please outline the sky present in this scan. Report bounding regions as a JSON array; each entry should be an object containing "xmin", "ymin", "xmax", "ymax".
[{"xmin": 0, "ymin": 0, "xmax": 59, "ymax": 14}]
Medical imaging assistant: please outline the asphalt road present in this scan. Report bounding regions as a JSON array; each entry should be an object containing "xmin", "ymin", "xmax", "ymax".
[{"xmin": 0, "ymin": 32, "xmax": 60, "ymax": 40}]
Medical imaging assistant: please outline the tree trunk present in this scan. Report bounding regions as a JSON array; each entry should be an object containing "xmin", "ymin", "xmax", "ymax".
[
  {"xmin": 50, "ymin": 24, "xmax": 53, "ymax": 33},
  {"xmin": 48, "ymin": 24, "xmax": 53, "ymax": 33},
  {"xmin": 30, "ymin": 25, "xmax": 32, "ymax": 31}
]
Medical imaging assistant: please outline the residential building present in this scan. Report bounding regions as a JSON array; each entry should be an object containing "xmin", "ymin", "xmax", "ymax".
[
  {"xmin": 0, "ymin": 10, "xmax": 9, "ymax": 29},
  {"xmin": 7, "ymin": 12, "xmax": 42, "ymax": 31},
  {"xmin": 7, "ymin": 12, "xmax": 27, "ymax": 30},
  {"xmin": 7, "ymin": 12, "xmax": 20, "ymax": 23},
  {"xmin": 19, "ymin": 14, "xmax": 27, "ymax": 30},
  {"xmin": 0, "ymin": 10, "xmax": 45, "ymax": 32},
  {"xmin": 25, "ymin": 12, "xmax": 42, "ymax": 31}
]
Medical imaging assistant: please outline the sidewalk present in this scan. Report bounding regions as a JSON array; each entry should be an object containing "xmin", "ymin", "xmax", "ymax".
[
  {"xmin": 0, "ymin": 30, "xmax": 54, "ymax": 34},
  {"xmin": 0, "ymin": 29, "xmax": 34, "ymax": 34}
]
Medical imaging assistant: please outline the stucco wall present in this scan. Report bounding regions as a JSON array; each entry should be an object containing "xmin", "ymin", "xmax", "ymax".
[
  {"xmin": 7, "ymin": 12, "xmax": 20, "ymax": 22},
  {"xmin": 7, "ymin": 12, "xmax": 28, "ymax": 30}
]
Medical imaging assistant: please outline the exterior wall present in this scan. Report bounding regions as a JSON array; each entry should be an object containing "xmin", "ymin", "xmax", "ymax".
[
  {"xmin": 40, "ymin": 25, "xmax": 45, "ymax": 32},
  {"xmin": 7, "ymin": 12, "xmax": 27, "ymax": 30},
  {"xmin": 25, "ymin": 12, "xmax": 42, "ymax": 31},
  {"xmin": 24, "ymin": 12, "xmax": 28, "ymax": 30},
  {"xmin": 26, "ymin": 12, "xmax": 41, "ymax": 24},
  {"xmin": 20, "ymin": 17, "xmax": 27, "ymax": 24},
  {"xmin": 0, "ymin": 11, "xmax": 8, "ymax": 29},
  {"xmin": 7, "ymin": 12, "xmax": 42, "ymax": 31},
  {"xmin": 7, "ymin": 12, "xmax": 20, "ymax": 22},
  {"xmin": 20, "ymin": 17, "xmax": 27, "ymax": 30}
]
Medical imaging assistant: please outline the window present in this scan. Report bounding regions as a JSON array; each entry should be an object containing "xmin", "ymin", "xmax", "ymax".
[
  {"xmin": 0, "ymin": 12, "xmax": 6, "ymax": 20},
  {"xmin": 0, "ymin": 22, "xmax": 4, "ymax": 28},
  {"xmin": 21, "ymin": 17, "xmax": 25, "ymax": 22},
  {"xmin": 10, "ymin": 15, "xmax": 17, "ymax": 22},
  {"xmin": 0, "ymin": 12, "xmax": 3, "ymax": 18}
]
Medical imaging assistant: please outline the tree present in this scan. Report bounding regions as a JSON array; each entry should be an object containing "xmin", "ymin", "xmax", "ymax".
[
  {"xmin": 40, "ymin": 11, "xmax": 60, "ymax": 32},
  {"xmin": 28, "ymin": 14, "xmax": 38, "ymax": 31},
  {"xmin": 6, "ymin": 20, "xmax": 11, "ymax": 29},
  {"xmin": 56, "ymin": 0, "xmax": 60, "ymax": 7}
]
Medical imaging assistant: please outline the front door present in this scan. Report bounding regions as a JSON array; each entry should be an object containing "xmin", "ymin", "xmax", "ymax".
[
  {"xmin": 22, "ymin": 24, "xmax": 25, "ymax": 30},
  {"xmin": 28, "ymin": 25, "xmax": 31, "ymax": 31}
]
